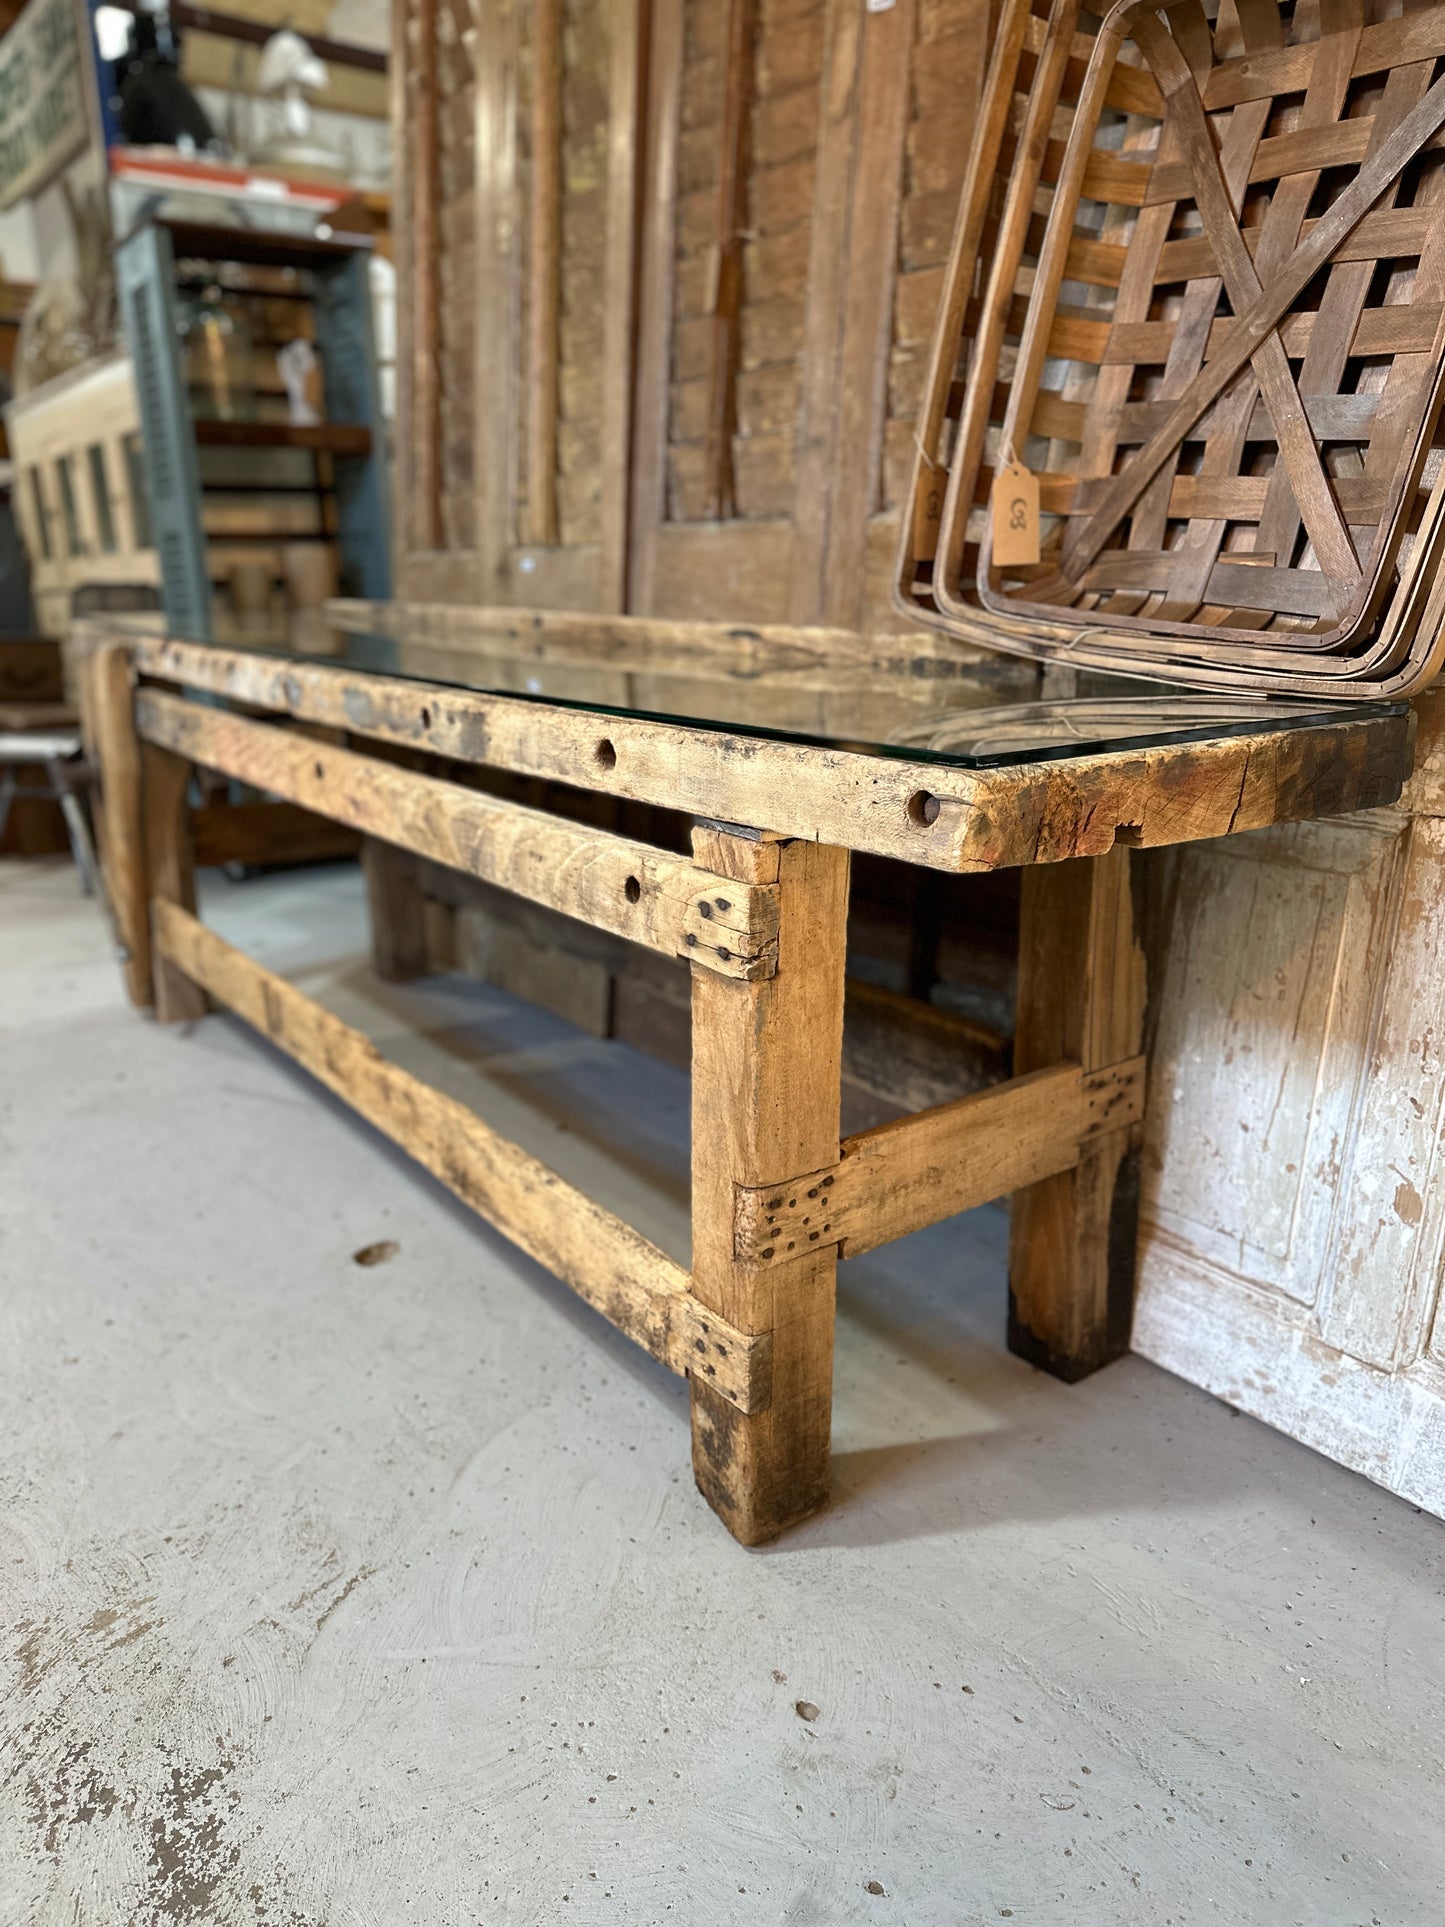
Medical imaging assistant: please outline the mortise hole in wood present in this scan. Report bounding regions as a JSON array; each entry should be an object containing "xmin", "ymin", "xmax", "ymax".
[
  {"xmin": 624, "ymin": 875, "xmax": 641, "ymax": 904},
  {"xmin": 594, "ymin": 738, "xmax": 617, "ymax": 770},
  {"xmin": 907, "ymin": 789, "xmax": 942, "ymax": 826}
]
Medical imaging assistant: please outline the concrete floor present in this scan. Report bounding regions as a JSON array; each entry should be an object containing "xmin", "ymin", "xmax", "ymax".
[{"xmin": 2, "ymin": 856, "xmax": 1442, "ymax": 1927}]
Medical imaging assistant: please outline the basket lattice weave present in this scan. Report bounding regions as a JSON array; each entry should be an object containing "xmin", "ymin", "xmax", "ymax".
[{"xmin": 897, "ymin": 0, "xmax": 1445, "ymax": 698}]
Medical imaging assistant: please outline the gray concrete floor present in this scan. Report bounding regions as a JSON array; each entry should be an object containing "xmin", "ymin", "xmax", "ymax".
[{"xmin": 2, "ymin": 856, "xmax": 1442, "ymax": 1927}]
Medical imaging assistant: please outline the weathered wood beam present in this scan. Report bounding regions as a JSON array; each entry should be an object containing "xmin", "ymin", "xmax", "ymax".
[
  {"xmin": 132, "ymin": 636, "xmax": 1414, "ymax": 873},
  {"xmin": 409, "ymin": 0, "xmax": 442, "ymax": 551},
  {"xmin": 1009, "ymin": 847, "xmax": 1148, "ymax": 1380},
  {"xmin": 524, "ymin": 0, "xmax": 562, "ymax": 549},
  {"xmin": 88, "ymin": 642, "xmax": 152, "ymax": 1007},
  {"xmin": 152, "ymin": 902, "xmax": 771, "ymax": 1415},
  {"xmin": 135, "ymin": 690, "xmax": 779, "ymax": 979},
  {"xmin": 690, "ymin": 831, "xmax": 849, "ymax": 1544},
  {"xmin": 701, "ymin": 0, "xmax": 753, "ymax": 522},
  {"xmin": 734, "ymin": 1056, "xmax": 1145, "ymax": 1265},
  {"xmin": 143, "ymin": 743, "xmax": 208, "ymax": 1024}
]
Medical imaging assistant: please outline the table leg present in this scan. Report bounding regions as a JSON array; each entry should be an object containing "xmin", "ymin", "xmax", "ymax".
[
  {"xmin": 89, "ymin": 643, "xmax": 152, "ymax": 1007},
  {"xmin": 1008, "ymin": 845, "xmax": 1147, "ymax": 1380},
  {"xmin": 143, "ymin": 742, "xmax": 207, "ymax": 1024},
  {"xmin": 689, "ymin": 829, "xmax": 850, "ymax": 1545},
  {"xmin": 363, "ymin": 838, "xmax": 431, "ymax": 981}
]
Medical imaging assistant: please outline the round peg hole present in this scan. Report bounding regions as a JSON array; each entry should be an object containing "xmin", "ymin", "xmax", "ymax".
[
  {"xmin": 624, "ymin": 875, "xmax": 641, "ymax": 904},
  {"xmin": 907, "ymin": 789, "xmax": 942, "ymax": 826},
  {"xmin": 595, "ymin": 739, "xmax": 617, "ymax": 770}
]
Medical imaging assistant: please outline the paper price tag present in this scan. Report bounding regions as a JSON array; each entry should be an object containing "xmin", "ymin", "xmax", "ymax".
[{"xmin": 991, "ymin": 460, "xmax": 1040, "ymax": 567}]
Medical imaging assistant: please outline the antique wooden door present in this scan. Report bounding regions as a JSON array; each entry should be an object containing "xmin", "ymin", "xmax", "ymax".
[
  {"xmin": 1133, "ymin": 709, "xmax": 1445, "ymax": 1520},
  {"xmin": 625, "ymin": 0, "xmax": 983, "ymax": 630},
  {"xmin": 394, "ymin": 0, "xmax": 649, "ymax": 611},
  {"xmin": 392, "ymin": 0, "xmax": 988, "ymax": 629}
]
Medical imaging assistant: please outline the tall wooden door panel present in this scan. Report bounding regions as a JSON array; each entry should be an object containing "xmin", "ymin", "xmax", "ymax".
[
  {"xmin": 395, "ymin": 0, "xmax": 645, "ymax": 613},
  {"xmin": 628, "ymin": 0, "xmax": 989, "ymax": 630},
  {"xmin": 1134, "ymin": 787, "xmax": 1445, "ymax": 1521},
  {"xmin": 393, "ymin": 0, "xmax": 995, "ymax": 626}
]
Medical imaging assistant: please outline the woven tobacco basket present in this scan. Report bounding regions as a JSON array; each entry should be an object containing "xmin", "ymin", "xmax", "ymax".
[
  {"xmin": 897, "ymin": 0, "xmax": 1445, "ymax": 699},
  {"xmin": 897, "ymin": 0, "xmax": 1094, "ymax": 613}
]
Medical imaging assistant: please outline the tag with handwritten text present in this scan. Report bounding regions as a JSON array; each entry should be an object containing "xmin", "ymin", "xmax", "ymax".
[{"xmin": 991, "ymin": 460, "xmax": 1040, "ymax": 567}]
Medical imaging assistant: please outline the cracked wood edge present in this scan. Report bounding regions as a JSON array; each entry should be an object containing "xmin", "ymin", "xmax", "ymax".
[
  {"xmin": 152, "ymin": 902, "xmax": 771, "ymax": 1415},
  {"xmin": 734, "ymin": 1058, "xmax": 1147, "ymax": 1265},
  {"xmin": 135, "ymin": 690, "xmax": 779, "ymax": 980},
  {"xmin": 128, "ymin": 638, "xmax": 1411, "ymax": 871}
]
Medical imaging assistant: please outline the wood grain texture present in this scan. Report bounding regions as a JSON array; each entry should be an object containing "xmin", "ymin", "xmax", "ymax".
[
  {"xmin": 88, "ymin": 643, "xmax": 151, "ymax": 1008},
  {"xmin": 1008, "ymin": 846, "xmax": 1146, "ymax": 1381},
  {"xmin": 362, "ymin": 839, "xmax": 431, "ymax": 982},
  {"xmin": 524, "ymin": 0, "xmax": 563, "ymax": 549},
  {"xmin": 142, "ymin": 743, "xmax": 207, "ymax": 1025},
  {"xmin": 598, "ymin": 0, "xmax": 647, "ymax": 607},
  {"xmin": 820, "ymin": 0, "xmax": 914, "ymax": 630},
  {"xmin": 409, "ymin": 0, "xmax": 442, "ymax": 552},
  {"xmin": 151, "ymin": 901, "xmax": 770, "ymax": 1414},
  {"xmin": 131, "ymin": 637, "xmax": 1415, "ymax": 873},
  {"xmin": 734, "ymin": 1057, "xmax": 1144, "ymax": 1265},
  {"xmin": 135, "ymin": 690, "xmax": 780, "ymax": 979},
  {"xmin": 689, "ymin": 832, "xmax": 849, "ymax": 1544}
]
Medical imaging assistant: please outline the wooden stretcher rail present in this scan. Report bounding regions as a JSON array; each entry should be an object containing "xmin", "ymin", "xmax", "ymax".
[
  {"xmin": 136, "ymin": 690, "xmax": 779, "ymax": 980},
  {"xmin": 152, "ymin": 902, "xmax": 772, "ymax": 1415},
  {"xmin": 132, "ymin": 639, "xmax": 1414, "ymax": 870},
  {"xmin": 733, "ymin": 1057, "xmax": 1145, "ymax": 1265}
]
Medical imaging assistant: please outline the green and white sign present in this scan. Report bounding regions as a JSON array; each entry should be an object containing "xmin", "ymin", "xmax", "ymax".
[{"xmin": 0, "ymin": 0, "xmax": 88, "ymax": 211}]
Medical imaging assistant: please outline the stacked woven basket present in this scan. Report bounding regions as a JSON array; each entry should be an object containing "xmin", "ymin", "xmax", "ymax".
[{"xmin": 895, "ymin": 0, "xmax": 1445, "ymax": 698}]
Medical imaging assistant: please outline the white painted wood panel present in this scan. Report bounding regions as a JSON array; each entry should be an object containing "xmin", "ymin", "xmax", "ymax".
[{"xmin": 1134, "ymin": 763, "xmax": 1445, "ymax": 1522}]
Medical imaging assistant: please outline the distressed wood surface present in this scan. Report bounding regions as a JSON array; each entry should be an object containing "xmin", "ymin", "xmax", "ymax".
[
  {"xmin": 141, "ymin": 743, "xmax": 207, "ymax": 1025},
  {"xmin": 362, "ymin": 839, "xmax": 431, "ymax": 983},
  {"xmin": 135, "ymin": 690, "xmax": 780, "ymax": 979},
  {"xmin": 1134, "ymin": 793, "xmax": 1445, "ymax": 1521},
  {"xmin": 152, "ymin": 899, "xmax": 771, "ymax": 1415},
  {"xmin": 689, "ymin": 831, "xmax": 849, "ymax": 1544},
  {"xmin": 734, "ymin": 1056, "xmax": 1145, "ymax": 1266},
  {"xmin": 132, "ymin": 638, "xmax": 1414, "ymax": 871},
  {"xmin": 87, "ymin": 642, "xmax": 151, "ymax": 1008},
  {"xmin": 1008, "ymin": 845, "xmax": 1147, "ymax": 1381},
  {"xmin": 524, "ymin": 0, "xmax": 562, "ymax": 551}
]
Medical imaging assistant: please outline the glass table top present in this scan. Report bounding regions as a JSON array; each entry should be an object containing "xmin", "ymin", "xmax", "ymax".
[{"xmin": 153, "ymin": 605, "xmax": 1409, "ymax": 772}]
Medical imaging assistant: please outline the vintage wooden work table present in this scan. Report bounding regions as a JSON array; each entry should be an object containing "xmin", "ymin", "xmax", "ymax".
[{"xmin": 86, "ymin": 606, "xmax": 1414, "ymax": 1545}]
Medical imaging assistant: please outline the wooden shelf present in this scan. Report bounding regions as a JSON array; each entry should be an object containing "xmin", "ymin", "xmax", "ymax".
[
  {"xmin": 192, "ymin": 420, "xmax": 372, "ymax": 456},
  {"xmin": 146, "ymin": 219, "xmax": 374, "ymax": 271}
]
